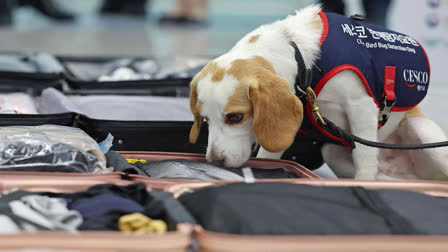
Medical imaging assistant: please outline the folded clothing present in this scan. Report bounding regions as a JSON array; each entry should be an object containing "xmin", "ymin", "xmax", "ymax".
[
  {"xmin": 63, "ymin": 56, "xmax": 208, "ymax": 82},
  {"xmin": 48, "ymin": 183, "xmax": 196, "ymax": 231},
  {"xmin": 0, "ymin": 140, "xmax": 104, "ymax": 173},
  {"xmin": 106, "ymin": 152, "xmax": 300, "ymax": 180},
  {"xmin": 179, "ymin": 182, "xmax": 448, "ymax": 235},
  {"xmin": 0, "ymin": 183, "xmax": 194, "ymax": 233},
  {"xmin": 38, "ymin": 88, "xmax": 192, "ymax": 121},
  {"xmin": 68, "ymin": 193, "xmax": 145, "ymax": 218},
  {"xmin": 134, "ymin": 159, "xmax": 244, "ymax": 180},
  {"xmin": 119, "ymin": 213, "xmax": 167, "ymax": 234},
  {"xmin": 132, "ymin": 159, "xmax": 299, "ymax": 180},
  {"xmin": 0, "ymin": 190, "xmax": 82, "ymax": 233},
  {"xmin": 0, "ymin": 52, "xmax": 64, "ymax": 73},
  {"xmin": 105, "ymin": 150, "xmax": 147, "ymax": 176},
  {"xmin": 0, "ymin": 125, "xmax": 107, "ymax": 172}
]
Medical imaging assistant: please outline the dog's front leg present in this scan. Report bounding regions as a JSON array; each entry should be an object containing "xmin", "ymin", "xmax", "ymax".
[
  {"xmin": 345, "ymin": 98, "xmax": 379, "ymax": 180},
  {"xmin": 257, "ymin": 147, "xmax": 285, "ymax": 160}
]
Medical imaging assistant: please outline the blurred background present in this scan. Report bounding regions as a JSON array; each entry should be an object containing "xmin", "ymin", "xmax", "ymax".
[{"xmin": 0, "ymin": 0, "xmax": 446, "ymax": 83}]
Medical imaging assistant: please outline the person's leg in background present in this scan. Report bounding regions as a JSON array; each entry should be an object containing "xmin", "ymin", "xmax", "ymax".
[
  {"xmin": 159, "ymin": 0, "xmax": 208, "ymax": 25},
  {"xmin": 100, "ymin": 0, "xmax": 150, "ymax": 16},
  {"xmin": 189, "ymin": 0, "xmax": 208, "ymax": 23},
  {"xmin": 159, "ymin": 0, "xmax": 190, "ymax": 22},
  {"xmin": 0, "ymin": 0, "xmax": 14, "ymax": 26},
  {"xmin": 318, "ymin": 0, "xmax": 346, "ymax": 15},
  {"xmin": 362, "ymin": 0, "xmax": 392, "ymax": 27},
  {"xmin": 0, "ymin": 0, "xmax": 76, "ymax": 26},
  {"xmin": 17, "ymin": 0, "xmax": 75, "ymax": 21}
]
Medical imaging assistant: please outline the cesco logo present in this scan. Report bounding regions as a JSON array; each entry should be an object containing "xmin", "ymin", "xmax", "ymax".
[{"xmin": 403, "ymin": 69, "xmax": 429, "ymax": 87}]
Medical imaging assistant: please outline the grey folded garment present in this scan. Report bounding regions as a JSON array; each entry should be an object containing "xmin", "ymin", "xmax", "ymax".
[
  {"xmin": 38, "ymin": 87, "xmax": 193, "ymax": 121},
  {"xmin": 38, "ymin": 88, "xmax": 82, "ymax": 114},
  {"xmin": 139, "ymin": 159, "xmax": 244, "ymax": 181},
  {"xmin": 10, "ymin": 195, "xmax": 83, "ymax": 232},
  {"xmin": 0, "ymin": 53, "xmax": 64, "ymax": 73},
  {"xmin": 30, "ymin": 53, "xmax": 64, "ymax": 73},
  {"xmin": 0, "ymin": 191, "xmax": 82, "ymax": 233}
]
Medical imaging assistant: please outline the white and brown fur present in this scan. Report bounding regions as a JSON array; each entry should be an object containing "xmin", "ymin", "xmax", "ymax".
[{"xmin": 189, "ymin": 5, "xmax": 448, "ymax": 180}]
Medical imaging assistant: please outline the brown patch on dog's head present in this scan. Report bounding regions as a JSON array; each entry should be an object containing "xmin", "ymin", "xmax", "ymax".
[
  {"xmin": 248, "ymin": 34, "xmax": 261, "ymax": 43},
  {"xmin": 210, "ymin": 64, "xmax": 226, "ymax": 82},
  {"xmin": 192, "ymin": 62, "xmax": 226, "ymax": 83},
  {"xmin": 227, "ymin": 56, "xmax": 275, "ymax": 81},
  {"xmin": 199, "ymin": 62, "xmax": 226, "ymax": 83}
]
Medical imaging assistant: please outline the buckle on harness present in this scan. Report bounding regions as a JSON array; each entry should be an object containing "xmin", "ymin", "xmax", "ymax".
[
  {"xmin": 379, "ymin": 66, "xmax": 397, "ymax": 127},
  {"xmin": 378, "ymin": 98, "xmax": 395, "ymax": 126},
  {"xmin": 306, "ymin": 87, "xmax": 327, "ymax": 126}
]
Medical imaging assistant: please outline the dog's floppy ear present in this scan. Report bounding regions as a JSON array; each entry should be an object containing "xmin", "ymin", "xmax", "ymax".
[
  {"xmin": 249, "ymin": 73, "xmax": 303, "ymax": 152},
  {"xmin": 189, "ymin": 78, "xmax": 203, "ymax": 144}
]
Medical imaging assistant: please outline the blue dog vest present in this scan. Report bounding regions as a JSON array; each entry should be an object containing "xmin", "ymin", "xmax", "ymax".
[{"xmin": 299, "ymin": 12, "xmax": 431, "ymax": 146}]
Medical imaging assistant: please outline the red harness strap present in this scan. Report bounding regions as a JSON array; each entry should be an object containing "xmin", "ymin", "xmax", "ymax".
[
  {"xmin": 384, "ymin": 66, "xmax": 396, "ymax": 101},
  {"xmin": 378, "ymin": 66, "xmax": 397, "ymax": 128}
]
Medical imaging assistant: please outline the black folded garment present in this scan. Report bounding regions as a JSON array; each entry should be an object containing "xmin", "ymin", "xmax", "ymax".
[
  {"xmin": 44, "ymin": 183, "xmax": 196, "ymax": 231},
  {"xmin": 179, "ymin": 182, "xmax": 448, "ymax": 235},
  {"xmin": 105, "ymin": 150, "xmax": 148, "ymax": 176},
  {"xmin": 222, "ymin": 166, "xmax": 299, "ymax": 179}
]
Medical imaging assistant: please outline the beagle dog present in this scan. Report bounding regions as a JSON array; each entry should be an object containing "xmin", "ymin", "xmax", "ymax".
[{"xmin": 189, "ymin": 5, "xmax": 448, "ymax": 180}]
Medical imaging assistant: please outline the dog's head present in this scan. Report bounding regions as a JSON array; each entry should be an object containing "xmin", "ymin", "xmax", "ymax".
[{"xmin": 189, "ymin": 56, "xmax": 303, "ymax": 167}]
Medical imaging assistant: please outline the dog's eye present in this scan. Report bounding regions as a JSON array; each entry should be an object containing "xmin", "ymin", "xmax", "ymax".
[{"xmin": 226, "ymin": 113, "xmax": 244, "ymax": 124}]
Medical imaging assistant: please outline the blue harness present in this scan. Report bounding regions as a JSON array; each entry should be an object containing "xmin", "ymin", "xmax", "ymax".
[{"xmin": 298, "ymin": 12, "xmax": 431, "ymax": 146}]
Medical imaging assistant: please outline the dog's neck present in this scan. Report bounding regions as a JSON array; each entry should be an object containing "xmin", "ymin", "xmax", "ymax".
[{"xmin": 218, "ymin": 5, "xmax": 323, "ymax": 93}]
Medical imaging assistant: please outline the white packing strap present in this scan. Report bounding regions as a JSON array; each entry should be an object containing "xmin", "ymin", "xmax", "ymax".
[{"xmin": 242, "ymin": 167, "xmax": 255, "ymax": 183}]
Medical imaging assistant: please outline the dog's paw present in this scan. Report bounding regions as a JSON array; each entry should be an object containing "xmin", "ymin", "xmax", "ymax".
[{"xmin": 354, "ymin": 172, "xmax": 377, "ymax": 180}]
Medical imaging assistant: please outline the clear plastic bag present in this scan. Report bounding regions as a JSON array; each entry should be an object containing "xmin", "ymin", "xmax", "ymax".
[{"xmin": 0, "ymin": 125, "xmax": 108, "ymax": 173}]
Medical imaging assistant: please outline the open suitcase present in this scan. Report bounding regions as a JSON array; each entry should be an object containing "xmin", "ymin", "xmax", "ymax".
[
  {"xmin": 0, "ymin": 172, "xmax": 194, "ymax": 252},
  {"xmin": 164, "ymin": 179, "xmax": 448, "ymax": 252},
  {"xmin": 0, "ymin": 52, "xmax": 200, "ymax": 96},
  {"xmin": 0, "ymin": 171, "xmax": 447, "ymax": 251},
  {"xmin": 58, "ymin": 55, "xmax": 196, "ymax": 97}
]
